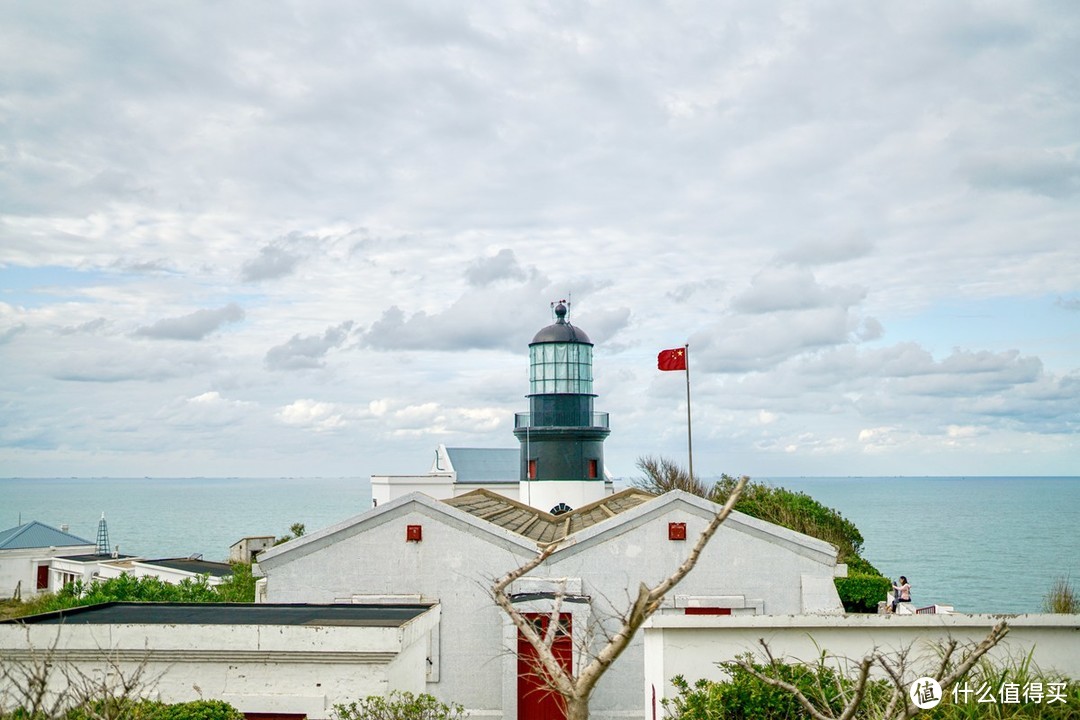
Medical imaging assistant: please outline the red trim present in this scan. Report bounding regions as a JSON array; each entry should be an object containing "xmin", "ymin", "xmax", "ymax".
[{"xmin": 684, "ymin": 607, "xmax": 732, "ymax": 615}]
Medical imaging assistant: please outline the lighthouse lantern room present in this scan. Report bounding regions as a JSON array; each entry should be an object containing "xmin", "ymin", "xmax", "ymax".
[{"xmin": 514, "ymin": 301, "xmax": 611, "ymax": 515}]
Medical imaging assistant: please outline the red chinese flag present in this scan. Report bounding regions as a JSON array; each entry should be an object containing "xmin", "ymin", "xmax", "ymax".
[{"xmin": 657, "ymin": 347, "xmax": 686, "ymax": 371}]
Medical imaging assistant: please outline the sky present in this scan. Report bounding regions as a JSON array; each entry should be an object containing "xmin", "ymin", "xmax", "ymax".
[{"xmin": 1, "ymin": 2, "xmax": 1078, "ymax": 480}]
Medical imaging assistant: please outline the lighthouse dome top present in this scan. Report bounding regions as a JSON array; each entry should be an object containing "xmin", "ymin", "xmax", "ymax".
[{"xmin": 531, "ymin": 302, "xmax": 593, "ymax": 345}]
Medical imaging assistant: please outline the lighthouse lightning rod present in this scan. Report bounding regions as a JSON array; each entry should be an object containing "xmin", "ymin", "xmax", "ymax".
[{"xmin": 684, "ymin": 343, "xmax": 694, "ymax": 482}]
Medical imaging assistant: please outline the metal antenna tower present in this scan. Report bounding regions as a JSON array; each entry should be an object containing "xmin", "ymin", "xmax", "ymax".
[{"xmin": 96, "ymin": 512, "xmax": 110, "ymax": 555}]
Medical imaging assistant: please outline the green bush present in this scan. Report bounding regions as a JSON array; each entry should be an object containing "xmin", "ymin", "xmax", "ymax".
[
  {"xmin": 662, "ymin": 652, "xmax": 1080, "ymax": 720},
  {"xmin": 3, "ymin": 699, "xmax": 244, "ymax": 720},
  {"xmin": 834, "ymin": 574, "xmax": 892, "ymax": 614},
  {"xmin": 711, "ymin": 476, "xmax": 880, "ymax": 575},
  {"xmin": 664, "ymin": 657, "xmax": 887, "ymax": 720},
  {"xmin": 6, "ymin": 564, "xmax": 257, "ymax": 619},
  {"xmin": 332, "ymin": 691, "xmax": 467, "ymax": 720},
  {"xmin": 635, "ymin": 459, "xmax": 883, "ymax": 579}
]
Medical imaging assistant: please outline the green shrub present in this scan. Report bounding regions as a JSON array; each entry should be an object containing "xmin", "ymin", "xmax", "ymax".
[
  {"xmin": 664, "ymin": 657, "xmax": 888, "ymax": 720},
  {"xmin": 6, "ymin": 564, "xmax": 256, "ymax": 620},
  {"xmin": 834, "ymin": 574, "xmax": 892, "ymax": 614},
  {"xmin": 3, "ymin": 699, "xmax": 244, "ymax": 720},
  {"xmin": 332, "ymin": 691, "xmax": 467, "ymax": 720},
  {"xmin": 662, "ymin": 652, "xmax": 1079, "ymax": 720},
  {"xmin": 635, "ymin": 459, "xmax": 883, "ymax": 579}
]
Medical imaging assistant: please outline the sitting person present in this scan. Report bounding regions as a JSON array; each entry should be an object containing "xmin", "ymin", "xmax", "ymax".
[{"xmin": 891, "ymin": 576, "xmax": 911, "ymax": 612}]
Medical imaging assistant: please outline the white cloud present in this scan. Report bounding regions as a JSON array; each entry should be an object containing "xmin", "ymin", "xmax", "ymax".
[
  {"xmin": 0, "ymin": 2, "xmax": 1077, "ymax": 478},
  {"xmin": 134, "ymin": 303, "xmax": 245, "ymax": 341},
  {"xmin": 275, "ymin": 399, "xmax": 348, "ymax": 432}
]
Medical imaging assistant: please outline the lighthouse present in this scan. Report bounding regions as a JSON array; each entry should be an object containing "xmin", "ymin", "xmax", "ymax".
[{"xmin": 514, "ymin": 301, "xmax": 611, "ymax": 514}]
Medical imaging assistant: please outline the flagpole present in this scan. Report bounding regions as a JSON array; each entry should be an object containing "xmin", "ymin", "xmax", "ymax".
[{"xmin": 684, "ymin": 343, "xmax": 693, "ymax": 482}]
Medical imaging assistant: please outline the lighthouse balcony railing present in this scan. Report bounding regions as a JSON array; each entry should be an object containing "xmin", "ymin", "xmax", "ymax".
[{"xmin": 515, "ymin": 412, "xmax": 609, "ymax": 429}]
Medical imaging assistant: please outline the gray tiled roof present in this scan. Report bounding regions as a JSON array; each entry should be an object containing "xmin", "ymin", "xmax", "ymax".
[
  {"xmin": 444, "ymin": 488, "xmax": 655, "ymax": 544},
  {"xmin": 445, "ymin": 447, "xmax": 519, "ymax": 483},
  {"xmin": 0, "ymin": 521, "xmax": 94, "ymax": 550}
]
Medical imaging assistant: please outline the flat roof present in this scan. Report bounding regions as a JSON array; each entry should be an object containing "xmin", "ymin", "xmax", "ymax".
[
  {"xmin": 141, "ymin": 558, "xmax": 234, "ymax": 577},
  {"xmin": 3, "ymin": 602, "xmax": 433, "ymax": 627}
]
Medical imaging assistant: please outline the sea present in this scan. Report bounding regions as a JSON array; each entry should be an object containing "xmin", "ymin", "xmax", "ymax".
[{"xmin": 1, "ymin": 476, "xmax": 1077, "ymax": 615}]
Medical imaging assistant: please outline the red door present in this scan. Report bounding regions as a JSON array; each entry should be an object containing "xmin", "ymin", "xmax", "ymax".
[
  {"xmin": 36, "ymin": 565, "xmax": 49, "ymax": 590},
  {"xmin": 517, "ymin": 613, "xmax": 572, "ymax": 720}
]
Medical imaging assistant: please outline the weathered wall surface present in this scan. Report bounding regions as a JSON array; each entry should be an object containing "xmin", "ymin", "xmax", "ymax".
[
  {"xmin": 644, "ymin": 613, "xmax": 1080, "ymax": 717},
  {"xmin": 260, "ymin": 492, "xmax": 844, "ymax": 720},
  {"xmin": 0, "ymin": 611, "xmax": 438, "ymax": 720}
]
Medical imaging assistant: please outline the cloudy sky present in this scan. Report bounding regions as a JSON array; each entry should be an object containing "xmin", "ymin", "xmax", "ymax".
[{"xmin": 2, "ymin": 2, "xmax": 1078, "ymax": 480}]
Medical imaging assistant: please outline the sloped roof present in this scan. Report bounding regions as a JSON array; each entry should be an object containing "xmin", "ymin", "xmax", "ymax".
[
  {"xmin": 0, "ymin": 521, "xmax": 94, "ymax": 550},
  {"xmin": 445, "ymin": 447, "xmax": 519, "ymax": 483},
  {"xmin": 444, "ymin": 488, "xmax": 655, "ymax": 544}
]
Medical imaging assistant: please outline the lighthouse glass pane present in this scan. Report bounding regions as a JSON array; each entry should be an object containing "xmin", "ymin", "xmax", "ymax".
[{"xmin": 529, "ymin": 342, "xmax": 594, "ymax": 395}]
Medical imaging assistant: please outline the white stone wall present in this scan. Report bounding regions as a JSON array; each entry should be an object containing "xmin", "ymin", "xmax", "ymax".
[
  {"xmin": 0, "ymin": 545, "xmax": 96, "ymax": 598},
  {"xmin": 95, "ymin": 561, "xmax": 226, "ymax": 587},
  {"xmin": 259, "ymin": 500, "xmax": 540, "ymax": 718},
  {"xmin": 0, "ymin": 610, "xmax": 438, "ymax": 720},
  {"xmin": 538, "ymin": 500, "xmax": 841, "ymax": 720},
  {"xmin": 259, "ymin": 491, "xmax": 843, "ymax": 720},
  {"xmin": 643, "ymin": 613, "xmax": 1080, "ymax": 717}
]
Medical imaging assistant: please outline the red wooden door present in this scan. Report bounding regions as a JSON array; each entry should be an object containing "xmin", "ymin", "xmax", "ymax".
[
  {"xmin": 36, "ymin": 565, "xmax": 49, "ymax": 590},
  {"xmin": 517, "ymin": 613, "xmax": 572, "ymax": 720}
]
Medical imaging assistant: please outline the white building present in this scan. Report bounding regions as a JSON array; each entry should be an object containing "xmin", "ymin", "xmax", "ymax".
[
  {"xmin": 0, "ymin": 602, "xmax": 439, "ymax": 720},
  {"xmin": 256, "ymin": 304, "xmax": 845, "ymax": 719},
  {"xmin": 0, "ymin": 521, "xmax": 96, "ymax": 598},
  {"xmin": 371, "ymin": 445, "xmax": 615, "ymax": 508},
  {"xmin": 95, "ymin": 556, "xmax": 234, "ymax": 587},
  {"xmin": 230, "ymin": 535, "xmax": 276, "ymax": 564},
  {"xmin": 256, "ymin": 487, "xmax": 844, "ymax": 720}
]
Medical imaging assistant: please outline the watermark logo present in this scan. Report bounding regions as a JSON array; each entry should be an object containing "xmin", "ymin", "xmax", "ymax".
[{"xmin": 910, "ymin": 677, "xmax": 943, "ymax": 709}]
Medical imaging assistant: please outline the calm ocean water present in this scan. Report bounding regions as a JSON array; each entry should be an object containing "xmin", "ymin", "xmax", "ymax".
[{"xmin": 2, "ymin": 476, "xmax": 1077, "ymax": 614}]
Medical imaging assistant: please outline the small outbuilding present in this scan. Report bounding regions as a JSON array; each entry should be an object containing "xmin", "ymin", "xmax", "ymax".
[{"xmin": 0, "ymin": 602, "xmax": 440, "ymax": 719}]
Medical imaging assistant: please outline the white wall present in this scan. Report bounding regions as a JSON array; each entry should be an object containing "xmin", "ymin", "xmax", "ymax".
[
  {"xmin": 643, "ymin": 613, "xmax": 1080, "ymax": 718},
  {"xmin": 371, "ymin": 474, "xmax": 523, "ymax": 508},
  {"xmin": 0, "ymin": 608, "xmax": 439, "ymax": 720},
  {"xmin": 259, "ymin": 500, "xmax": 540, "ymax": 718},
  {"xmin": 95, "ymin": 561, "xmax": 226, "ymax": 587},
  {"xmin": 0, "ymin": 546, "xmax": 96, "ymax": 598},
  {"xmin": 259, "ymin": 492, "xmax": 844, "ymax": 720},
  {"xmin": 371, "ymin": 475, "xmax": 455, "ymax": 506},
  {"xmin": 539, "ymin": 500, "xmax": 841, "ymax": 720}
]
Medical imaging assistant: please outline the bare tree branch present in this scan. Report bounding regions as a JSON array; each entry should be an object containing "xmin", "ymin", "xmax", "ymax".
[
  {"xmin": 737, "ymin": 621, "xmax": 1010, "ymax": 720},
  {"xmin": 494, "ymin": 474, "xmax": 748, "ymax": 719}
]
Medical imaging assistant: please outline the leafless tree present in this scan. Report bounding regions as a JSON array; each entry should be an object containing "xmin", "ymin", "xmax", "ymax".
[
  {"xmin": 0, "ymin": 627, "xmax": 161, "ymax": 719},
  {"xmin": 733, "ymin": 620, "xmax": 1010, "ymax": 720},
  {"xmin": 492, "ymin": 475, "xmax": 748, "ymax": 720},
  {"xmin": 632, "ymin": 455, "xmax": 712, "ymax": 498}
]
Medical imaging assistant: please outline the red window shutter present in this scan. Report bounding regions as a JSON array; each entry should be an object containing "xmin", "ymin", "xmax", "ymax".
[
  {"xmin": 406, "ymin": 524, "xmax": 422, "ymax": 542},
  {"xmin": 684, "ymin": 607, "xmax": 732, "ymax": 616},
  {"xmin": 668, "ymin": 522, "xmax": 687, "ymax": 541}
]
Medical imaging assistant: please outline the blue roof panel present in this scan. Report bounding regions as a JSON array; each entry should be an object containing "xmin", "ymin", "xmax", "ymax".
[
  {"xmin": 0, "ymin": 521, "xmax": 94, "ymax": 550},
  {"xmin": 445, "ymin": 448, "xmax": 519, "ymax": 483}
]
